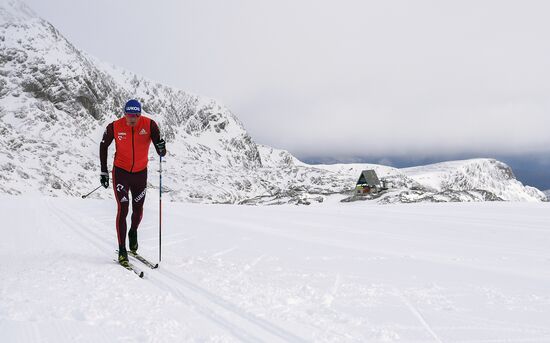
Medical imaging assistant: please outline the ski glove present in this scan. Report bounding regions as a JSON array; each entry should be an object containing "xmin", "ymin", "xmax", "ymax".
[
  {"xmin": 100, "ymin": 173, "xmax": 109, "ymax": 188},
  {"xmin": 155, "ymin": 138, "xmax": 166, "ymax": 156}
]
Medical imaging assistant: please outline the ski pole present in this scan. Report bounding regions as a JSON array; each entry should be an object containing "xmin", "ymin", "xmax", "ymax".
[
  {"xmin": 82, "ymin": 185, "xmax": 102, "ymax": 199},
  {"xmin": 159, "ymin": 155, "xmax": 162, "ymax": 263}
]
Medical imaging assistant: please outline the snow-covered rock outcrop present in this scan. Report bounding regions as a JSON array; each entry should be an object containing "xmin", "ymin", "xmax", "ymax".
[{"xmin": 388, "ymin": 159, "xmax": 545, "ymax": 203}]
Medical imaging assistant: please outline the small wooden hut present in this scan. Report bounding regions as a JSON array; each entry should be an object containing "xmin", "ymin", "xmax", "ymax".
[{"xmin": 355, "ymin": 170, "xmax": 383, "ymax": 195}]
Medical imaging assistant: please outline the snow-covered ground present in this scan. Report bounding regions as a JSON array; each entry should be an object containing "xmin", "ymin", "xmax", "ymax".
[{"xmin": 2, "ymin": 194, "xmax": 550, "ymax": 342}]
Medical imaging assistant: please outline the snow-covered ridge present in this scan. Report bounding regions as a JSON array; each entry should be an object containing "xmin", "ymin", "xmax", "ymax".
[
  {"xmin": 0, "ymin": 0, "xmax": 545, "ymax": 204},
  {"xmin": 398, "ymin": 158, "xmax": 545, "ymax": 202}
]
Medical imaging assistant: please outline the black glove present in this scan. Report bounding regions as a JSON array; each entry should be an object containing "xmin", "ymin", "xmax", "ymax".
[
  {"xmin": 100, "ymin": 173, "xmax": 109, "ymax": 188},
  {"xmin": 155, "ymin": 138, "xmax": 166, "ymax": 156}
]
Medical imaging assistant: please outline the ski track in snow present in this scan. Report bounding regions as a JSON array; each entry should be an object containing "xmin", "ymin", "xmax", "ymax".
[
  {"xmin": 394, "ymin": 288, "xmax": 442, "ymax": 343},
  {"xmin": 44, "ymin": 197, "xmax": 306, "ymax": 343},
  {"xmin": 212, "ymin": 247, "xmax": 238, "ymax": 258},
  {"xmin": 2, "ymin": 195, "xmax": 550, "ymax": 342}
]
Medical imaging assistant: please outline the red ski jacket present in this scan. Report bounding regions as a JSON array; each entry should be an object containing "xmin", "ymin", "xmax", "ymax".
[{"xmin": 100, "ymin": 116, "xmax": 164, "ymax": 173}]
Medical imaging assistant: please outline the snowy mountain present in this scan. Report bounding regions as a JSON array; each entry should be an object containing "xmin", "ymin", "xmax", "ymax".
[{"xmin": 0, "ymin": 0, "xmax": 545, "ymax": 204}]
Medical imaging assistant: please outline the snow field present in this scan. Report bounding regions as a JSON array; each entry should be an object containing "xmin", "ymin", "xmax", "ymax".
[{"xmin": 1, "ymin": 194, "xmax": 550, "ymax": 342}]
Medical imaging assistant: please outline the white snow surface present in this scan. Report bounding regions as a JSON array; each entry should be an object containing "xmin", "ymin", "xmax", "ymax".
[{"xmin": 2, "ymin": 194, "xmax": 550, "ymax": 342}]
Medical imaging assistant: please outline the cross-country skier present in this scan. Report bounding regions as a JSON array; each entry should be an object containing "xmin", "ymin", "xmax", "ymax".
[{"xmin": 99, "ymin": 99, "xmax": 166, "ymax": 266}]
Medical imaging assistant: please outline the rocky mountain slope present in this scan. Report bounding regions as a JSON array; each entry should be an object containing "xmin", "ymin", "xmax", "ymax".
[{"xmin": 0, "ymin": 0, "xmax": 545, "ymax": 205}]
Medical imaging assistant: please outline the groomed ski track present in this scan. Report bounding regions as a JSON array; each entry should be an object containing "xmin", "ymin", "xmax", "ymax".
[
  {"xmin": 2, "ymin": 194, "xmax": 550, "ymax": 342},
  {"xmin": 44, "ymin": 197, "xmax": 306, "ymax": 343}
]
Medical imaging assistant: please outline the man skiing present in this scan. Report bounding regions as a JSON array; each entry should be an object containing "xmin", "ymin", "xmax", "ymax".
[{"xmin": 99, "ymin": 99, "xmax": 166, "ymax": 266}]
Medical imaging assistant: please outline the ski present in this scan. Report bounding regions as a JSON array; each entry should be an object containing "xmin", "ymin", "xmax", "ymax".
[
  {"xmin": 129, "ymin": 251, "xmax": 159, "ymax": 269},
  {"xmin": 114, "ymin": 259, "xmax": 144, "ymax": 278}
]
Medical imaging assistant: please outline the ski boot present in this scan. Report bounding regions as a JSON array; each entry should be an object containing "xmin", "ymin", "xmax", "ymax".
[
  {"xmin": 118, "ymin": 246, "xmax": 129, "ymax": 267},
  {"xmin": 128, "ymin": 229, "xmax": 138, "ymax": 253}
]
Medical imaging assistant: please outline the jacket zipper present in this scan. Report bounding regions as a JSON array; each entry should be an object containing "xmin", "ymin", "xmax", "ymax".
[{"xmin": 130, "ymin": 126, "xmax": 135, "ymax": 172}]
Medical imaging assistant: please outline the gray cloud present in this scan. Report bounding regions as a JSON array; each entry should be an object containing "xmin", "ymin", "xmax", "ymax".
[{"xmin": 24, "ymin": 0, "xmax": 550, "ymax": 158}]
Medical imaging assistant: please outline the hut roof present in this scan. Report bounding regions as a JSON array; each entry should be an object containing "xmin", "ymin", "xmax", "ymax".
[{"xmin": 356, "ymin": 170, "xmax": 381, "ymax": 187}]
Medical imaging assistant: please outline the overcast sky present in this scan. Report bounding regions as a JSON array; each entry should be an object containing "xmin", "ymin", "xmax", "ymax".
[{"xmin": 24, "ymin": 0, "xmax": 550, "ymax": 161}]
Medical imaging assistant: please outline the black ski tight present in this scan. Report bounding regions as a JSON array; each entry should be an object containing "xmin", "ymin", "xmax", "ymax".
[{"xmin": 112, "ymin": 166, "xmax": 147, "ymax": 247}]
